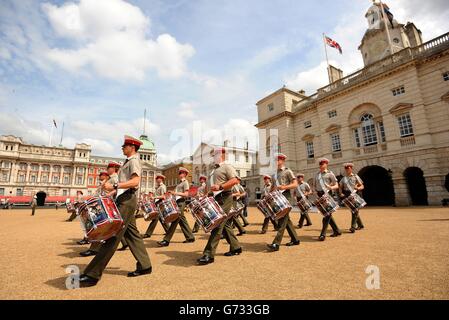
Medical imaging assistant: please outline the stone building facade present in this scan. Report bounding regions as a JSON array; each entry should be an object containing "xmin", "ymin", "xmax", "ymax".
[
  {"xmin": 0, "ymin": 134, "xmax": 161, "ymax": 201},
  {"xmin": 255, "ymin": 6, "xmax": 449, "ymax": 206}
]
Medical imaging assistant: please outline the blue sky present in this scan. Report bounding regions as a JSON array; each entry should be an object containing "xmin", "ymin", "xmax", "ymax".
[{"xmin": 1, "ymin": 0, "xmax": 448, "ymax": 164}]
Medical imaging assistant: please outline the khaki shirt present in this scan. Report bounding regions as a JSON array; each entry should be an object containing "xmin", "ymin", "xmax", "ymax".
[
  {"xmin": 118, "ymin": 154, "xmax": 141, "ymax": 184},
  {"xmin": 176, "ymin": 178, "xmax": 189, "ymax": 199},
  {"xmin": 155, "ymin": 183, "xmax": 167, "ymax": 197},
  {"xmin": 296, "ymin": 182, "xmax": 311, "ymax": 197},
  {"xmin": 274, "ymin": 167, "xmax": 296, "ymax": 186},
  {"xmin": 198, "ymin": 182, "xmax": 207, "ymax": 197},
  {"xmin": 314, "ymin": 170, "xmax": 337, "ymax": 192},
  {"xmin": 107, "ymin": 173, "xmax": 119, "ymax": 185},
  {"xmin": 213, "ymin": 163, "xmax": 237, "ymax": 185},
  {"xmin": 263, "ymin": 183, "xmax": 272, "ymax": 197},
  {"xmin": 339, "ymin": 173, "xmax": 363, "ymax": 192}
]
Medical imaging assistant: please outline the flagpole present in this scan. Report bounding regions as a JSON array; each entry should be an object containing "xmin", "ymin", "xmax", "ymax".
[
  {"xmin": 49, "ymin": 123, "xmax": 54, "ymax": 147},
  {"xmin": 143, "ymin": 109, "xmax": 147, "ymax": 135},
  {"xmin": 322, "ymin": 33, "xmax": 331, "ymax": 83},
  {"xmin": 379, "ymin": 0, "xmax": 394, "ymax": 56},
  {"xmin": 59, "ymin": 122, "xmax": 65, "ymax": 146}
]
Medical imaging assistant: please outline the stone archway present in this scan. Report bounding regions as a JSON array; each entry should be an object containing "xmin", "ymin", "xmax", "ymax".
[
  {"xmin": 36, "ymin": 191, "xmax": 46, "ymax": 206},
  {"xmin": 404, "ymin": 167, "xmax": 428, "ymax": 205},
  {"xmin": 359, "ymin": 165, "xmax": 395, "ymax": 206}
]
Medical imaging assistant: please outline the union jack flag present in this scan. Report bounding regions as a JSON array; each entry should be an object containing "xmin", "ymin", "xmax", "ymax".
[{"xmin": 325, "ymin": 36, "xmax": 343, "ymax": 54}]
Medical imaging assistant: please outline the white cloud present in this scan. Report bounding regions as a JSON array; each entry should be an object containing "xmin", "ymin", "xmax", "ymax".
[
  {"xmin": 177, "ymin": 102, "xmax": 196, "ymax": 119},
  {"xmin": 41, "ymin": 0, "xmax": 195, "ymax": 80}
]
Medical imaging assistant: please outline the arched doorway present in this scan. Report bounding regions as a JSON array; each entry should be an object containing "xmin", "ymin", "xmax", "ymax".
[
  {"xmin": 404, "ymin": 167, "xmax": 428, "ymax": 205},
  {"xmin": 359, "ymin": 166, "xmax": 395, "ymax": 206},
  {"xmin": 445, "ymin": 173, "xmax": 449, "ymax": 193},
  {"xmin": 36, "ymin": 191, "xmax": 46, "ymax": 206}
]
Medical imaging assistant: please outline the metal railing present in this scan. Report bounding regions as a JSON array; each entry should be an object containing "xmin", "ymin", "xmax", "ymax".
[{"xmin": 295, "ymin": 32, "xmax": 449, "ymax": 111}]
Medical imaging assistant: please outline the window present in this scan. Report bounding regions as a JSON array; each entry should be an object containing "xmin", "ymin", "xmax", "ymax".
[
  {"xmin": 268, "ymin": 103, "xmax": 274, "ymax": 112},
  {"xmin": 392, "ymin": 86, "xmax": 405, "ymax": 96},
  {"xmin": 443, "ymin": 72, "xmax": 449, "ymax": 81},
  {"xmin": 1, "ymin": 161, "xmax": 11, "ymax": 169},
  {"xmin": 19, "ymin": 163, "xmax": 27, "ymax": 171},
  {"xmin": 330, "ymin": 133, "xmax": 341, "ymax": 152},
  {"xmin": 304, "ymin": 121, "xmax": 312, "ymax": 128},
  {"xmin": 328, "ymin": 110, "xmax": 337, "ymax": 118},
  {"xmin": 18, "ymin": 174, "xmax": 25, "ymax": 182},
  {"xmin": 42, "ymin": 165, "xmax": 50, "ymax": 172},
  {"xmin": 1, "ymin": 173, "xmax": 8, "ymax": 182},
  {"xmin": 31, "ymin": 164, "xmax": 39, "ymax": 171},
  {"xmin": 353, "ymin": 129, "xmax": 361, "ymax": 148},
  {"xmin": 0, "ymin": 188, "xmax": 4, "ymax": 196},
  {"xmin": 53, "ymin": 175, "xmax": 59, "ymax": 183},
  {"xmin": 378, "ymin": 122, "xmax": 386, "ymax": 143},
  {"xmin": 30, "ymin": 175, "xmax": 37, "ymax": 183},
  {"xmin": 62, "ymin": 190, "xmax": 68, "ymax": 196},
  {"xmin": 245, "ymin": 152, "xmax": 249, "ymax": 163},
  {"xmin": 306, "ymin": 141, "xmax": 314, "ymax": 159},
  {"xmin": 77, "ymin": 167, "xmax": 85, "ymax": 174},
  {"xmin": 41, "ymin": 175, "xmax": 48, "ymax": 183},
  {"xmin": 88, "ymin": 177, "xmax": 94, "ymax": 185},
  {"xmin": 89, "ymin": 168, "xmax": 94, "ymax": 174},
  {"xmin": 76, "ymin": 176, "xmax": 83, "ymax": 185},
  {"xmin": 53, "ymin": 166, "xmax": 61, "ymax": 172},
  {"xmin": 397, "ymin": 113, "xmax": 414, "ymax": 137},
  {"xmin": 16, "ymin": 188, "xmax": 23, "ymax": 196},
  {"xmin": 64, "ymin": 166, "xmax": 72, "ymax": 173},
  {"xmin": 63, "ymin": 176, "xmax": 70, "ymax": 185},
  {"xmin": 246, "ymin": 170, "xmax": 251, "ymax": 177},
  {"xmin": 361, "ymin": 114, "xmax": 378, "ymax": 146}
]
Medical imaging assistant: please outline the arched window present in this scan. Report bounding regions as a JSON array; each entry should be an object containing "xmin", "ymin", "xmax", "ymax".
[{"xmin": 360, "ymin": 114, "xmax": 378, "ymax": 146}]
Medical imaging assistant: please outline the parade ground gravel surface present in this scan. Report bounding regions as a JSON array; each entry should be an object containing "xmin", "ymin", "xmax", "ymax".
[{"xmin": 1, "ymin": 206, "xmax": 448, "ymax": 300}]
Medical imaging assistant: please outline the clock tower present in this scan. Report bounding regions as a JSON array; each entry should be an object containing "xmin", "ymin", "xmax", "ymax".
[{"xmin": 358, "ymin": 1, "xmax": 423, "ymax": 66}]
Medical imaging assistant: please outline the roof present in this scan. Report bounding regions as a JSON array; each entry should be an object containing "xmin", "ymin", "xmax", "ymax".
[{"xmin": 139, "ymin": 134, "xmax": 155, "ymax": 151}]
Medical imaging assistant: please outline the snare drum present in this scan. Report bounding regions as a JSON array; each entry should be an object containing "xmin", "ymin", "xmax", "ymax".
[
  {"xmin": 158, "ymin": 195, "xmax": 180, "ymax": 224},
  {"xmin": 78, "ymin": 196, "xmax": 124, "ymax": 242},
  {"xmin": 314, "ymin": 193, "xmax": 339, "ymax": 217},
  {"xmin": 228, "ymin": 200, "xmax": 245, "ymax": 220},
  {"xmin": 297, "ymin": 197, "xmax": 313, "ymax": 214},
  {"xmin": 141, "ymin": 200, "xmax": 159, "ymax": 221},
  {"xmin": 264, "ymin": 190, "xmax": 292, "ymax": 221},
  {"xmin": 189, "ymin": 197, "xmax": 226, "ymax": 233},
  {"xmin": 342, "ymin": 192, "xmax": 366, "ymax": 211},
  {"xmin": 66, "ymin": 202, "xmax": 76, "ymax": 214},
  {"xmin": 257, "ymin": 198, "xmax": 273, "ymax": 219}
]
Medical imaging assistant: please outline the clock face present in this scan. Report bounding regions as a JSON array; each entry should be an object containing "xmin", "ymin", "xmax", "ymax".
[{"xmin": 370, "ymin": 40, "xmax": 388, "ymax": 58}]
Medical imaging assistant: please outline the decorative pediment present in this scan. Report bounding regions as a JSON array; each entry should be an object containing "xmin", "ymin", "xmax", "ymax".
[
  {"xmin": 325, "ymin": 124, "xmax": 341, "ymax": 133},
  {"xmin": 302, "ymin": 134, "xmax": 315, "ymax": 141},
  {"xmin": 441, "ymin": 91, "xmax": 449, "ymax": 103},
  {"xmin": 389, "ymin": 103, "xmax": 413, "ymax": 115}
]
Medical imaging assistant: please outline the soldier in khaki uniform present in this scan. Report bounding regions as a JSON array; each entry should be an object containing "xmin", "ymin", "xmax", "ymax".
[
  {"xmin": 314, "ymin": 158, "xmax": 342, "ymax": 241},
  {"xmin": 230, "ymin": 179, "xmax": 246, "ymax": 236},
  {"xmin": 79, "ymin": 135, "xmax": 152, "ymax": 287},
  {"xmin": 67, "ymin": 191, "xmax": 84, "ymax": 222},
  {"xmin": 260, "ymin": 175, "xmax": 278, "ymax": 234},
  {"xmin": 234, "ymin": 177, "xmax": 250, "ymax": 227},
  {"xmin": 192, "ymin": 175, "xmax": 208, "ymax": 233},
  {"xmin": 31, "ymin": 194, "xmax": 37, "ymax": 216},
  {"xmin": 267, "ymin": 153, "xmax": 301, "ymax": 251},
  {"xmin": 142, "ymin": 174, "xmax": 169, "ymax": 238},
  {"xmin": 197, "ymin": 147, "xmax": 243, "ymax": 265},
  {"xmin": 295, "ymin": 173, "xmax": 313, "ymax": 228},
  {"xmin": 157, "ymin": 167, "xmax": 195, "ymax": 247},
  {"xmin": 339, "ymin": 163, "xmax": 365, "ymax": 233}
]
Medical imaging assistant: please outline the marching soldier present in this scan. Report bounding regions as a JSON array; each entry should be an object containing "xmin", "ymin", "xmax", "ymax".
[
  {"xmin": 197, "ymin": 147, "xmax": 243, "ymax": 265},
  {"xmin": 157, "ymin": 167, "xmax": 195, "ymax": 247},
  {"xmin": 339, "ymin": 163, "xmax": 365, "ymax": 233},
  {"xmin": 267, "ymin": 153, "xmax": 301, "ymax": 251},
  {"xmin": 230, "ymin": 178, "xmax": 247, "ymax": 236},
  {"xmin": 295, "ymin": 173, "xmax": 313, "ymax": 228},
  {"xmin": 314, "ymin": 158, "xmax": 342, "ymax": 241},
  {"xmin": 235, "ymin": 178, "xmax": 250, "ymax": 227},
  {"xmin": 31, "ymin": 194, "xmax": 37, "ymax": 216},
  {"xmin": 260, "ymin": 175, "xmax": 278, "ymax": 234},
  {"xmin": 67, "ymin": 190, "xmax": 84, "ymax": 222},
  {"xmin": 192, "ymin": 175, "xmax": 208, "ymax": 233},
  {"xmin": 79, "ymin": 135, "xmax": 152, "ymax": 287},
  {"xmin": 142, "ymin": 174, "xmax": 170, "ymax": 239}
]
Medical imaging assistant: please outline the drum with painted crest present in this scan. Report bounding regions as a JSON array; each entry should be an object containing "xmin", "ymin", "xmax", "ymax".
[
  {"xmin": 342, "ymin": 192, "xmax": 366, "ymax": 211},
  {"xmin": 296, "ymin": 197, "xmax": 313, "ymax": 214},
  {"xmin": 264, "ymin": 190, "xmax": 292, "ymax": 221},
  {"xmin": 314, "ymin": 193, "xmax": 339, "ymax": 217},
  {"xmin": 77, "ymin": 196, "xmax": 124, "ymax": 242},
  {"xmin": 141, "ymin": 199, "xmax": 159, "ymax": 221},
  {"xmin": 188, "ymin": 197, "xmax": 226, "ymax": 233},
  {"xmin": 158, "ymin": 195, "xmax": 180, "ymax": 224}
]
